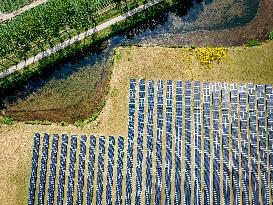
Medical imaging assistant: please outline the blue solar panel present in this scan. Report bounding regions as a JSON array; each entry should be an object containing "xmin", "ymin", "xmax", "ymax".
[
  {"xmin": 57, "ymin": 134, "xmax": 68, "ymax": 205},
  {"xmin": 239, "ymin": 84, "xmax": 250, "ymax": 205},
  {"xmin": 28, "ymin": 133, "xmax": 40, "ymax": 205},
  {"xmin": 164, "ymin": 80, "xmax": 173, "ymax": 205},
  {"xmin": 115, "ymin": 136, "xmax": 125, "ymax": 205},
  {"xmin": 212, "ymin": 82, "xmax": 221, "ymax": 205},
  {"xmin": 47, "ymin": 134, "xmax": 59, "ymax": 205},
  {"xmin": 155, "ymin": 80, "xmax": 164, "ymax": 204},
  {"xmin": 106, "ymin": 136, "xmax": 115, "ymax": 205},
  {"xmin": 67, "ymin": 136, "xmax": 78, "ymax": 205},
  {"xmin": 257, "ymin": 85, "xmax": 270, "ymax": 205},
  {"xmin": 125, "ymin": 79, "xmax": 137, "ymax": 205},
  {"xmin": 184, "ymin": 80, "xmax": 191, "ymax": 205},
  {"xmin": 193, "ymin": 81, "xmax": 201, "ymax": 205},
  {"xmin": 86, "ymin": 135, "xmax": 96, "ymax": 205},
  {"xmin": 76, "ymin": 136, "xmax": 87, "ymax": 205},
  {"xmin": 230, "ymin": 82, "xmax": 241, "ymax": 205},
  {"xmin": 135, "ymin": 79, "xmax": 146, "ymax": 205},
  {"xmin": 96, "ymin": 137, "xmax": 105, "ymax": 205},
  {"xmin": 145, "ymin": 80, "xmax": 155, "ymax": 205},
  {"xmin": 174, "ymin": 80, "xmax": 182, "ymax": 205},
  {"xmin": 221, "ymin": 82, "xmax": 230, "ymax": 205},
  {"xmin": 266, "ymin": 84, "xmax": 273, "ymax": 199},
  {"xmin": 203, "ymin": 82, "xmax": 211, "ymax": 205},
  {"xmin": 37, "ymin": 133, "xmax": 50, "ymax": 205},
  {"xmin": 248, "ymin": 83, "xmax": 261, "ymax": 205}
]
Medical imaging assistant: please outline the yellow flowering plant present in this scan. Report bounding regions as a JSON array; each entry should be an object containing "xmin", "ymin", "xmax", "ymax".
[{"xmin": 194, "ymin": 47, "xmax": 228, "ymax": 69}]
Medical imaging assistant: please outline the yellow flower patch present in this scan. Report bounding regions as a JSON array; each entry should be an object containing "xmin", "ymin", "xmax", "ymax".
[{"xmin": 195, "ymin": 47, "xmax": 228, "ymax": 69}]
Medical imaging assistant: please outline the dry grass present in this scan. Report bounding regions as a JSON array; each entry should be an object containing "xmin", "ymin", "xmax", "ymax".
[{"xmin": 0, "ymin": 40, "xmax": 273, "ymax": 204}]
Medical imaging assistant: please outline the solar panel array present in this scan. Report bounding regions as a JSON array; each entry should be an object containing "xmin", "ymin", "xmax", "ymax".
[
  {"xmin": 28, "ymin": 134, "xmax": 125, "ymax": 205},
  {"xmin": 121, "ymin": 79, "xmax": 273, "ymax": 205},
  {"xmin": 28, "ymin": 79, "xmax": 273, "ymax": 205}
]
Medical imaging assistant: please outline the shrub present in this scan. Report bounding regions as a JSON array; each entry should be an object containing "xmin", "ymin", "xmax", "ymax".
[
  {"xmin": 74, "ymin": 120, "xmax": 85, "ymax": 127},
  {"xmin": 0, "ymin": 117, "xmax": 15, "ymax": 125},
  {"xmin": 246, "ymin": 39, "xmax": 260, "ymax": 47},
  {"xmin": 195, "ymin": 47, "xmax": 228, "ymax": 69},
  {"xmin": 269, "ymin": 31, "xmax": 273, "ymax": 40}
]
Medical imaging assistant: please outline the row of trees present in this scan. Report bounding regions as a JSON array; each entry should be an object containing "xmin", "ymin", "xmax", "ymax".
[{"xmin": 0, "ymin": 0, "xmax": 137, "ymax": 70}]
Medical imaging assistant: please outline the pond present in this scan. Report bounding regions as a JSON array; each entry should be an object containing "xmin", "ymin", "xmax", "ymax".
[{"xmin": 1, "ymin": 0, "xmax": 272, "ymax": 123}]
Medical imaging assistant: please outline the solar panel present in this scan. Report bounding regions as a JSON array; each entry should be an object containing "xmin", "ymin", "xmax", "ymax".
[
  {"xmin": 67, "ymin": 136, "xmax": 78, "ymax": 205},
  {"xmin": 135, "ymin": 79, "xmax": 146, "ymax": 205},
  {"xmin": 106, "ymin": 136, "xmax": 115, "ymax": 205},
  {"xmin": 28, "ymin": 133, "xmax": 40, "ymax": 205},
  {"xmin": 125, "ymin": 79, "xmax": 137, "ymax": 205},
  {"xmin": 86, "ymin": 136, "xmax": 96, "ymax": 205},
  {"xmin": 96, "ymin": 137, "xmax": 105, "ymax": 205},
  {"xmin": 165, "ymin": 80, "xmax": 173, "ymax": 205},
  {"xmin": 47, "ymin": 135, "xmax": 59, "ymax": 205},
  {"xmin": 155, "ymin": 80, "xmax": 164, "ymax": 205},
  {"xmin": 37, "ymin": 133, "xmax": 50, "ymax": 205},
  {"xmin": 257, "ymin": 85, "xmax": 270, "ymax": 204},
  {"xmin": 57, "ymin": 134, "xmax": 68, "ymax": 205},
  {"xmin": 184, "ymin": 81, "xmax": 191, "ymax": 205},
  {"xmin": 145, "ymin": 80, "xmax": 155, "ymax": 205},
  {"xmin": 239, "ymin": 83, "xmax": 250, "ymax": 205},
  {"xmin": 193, "ymin": 81, "xmax": 201, "ymax": 205}
]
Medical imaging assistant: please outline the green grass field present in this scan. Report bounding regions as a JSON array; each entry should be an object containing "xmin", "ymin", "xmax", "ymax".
[{"xmin": 0, "ymin": 0, "xmax": 33, "ymax": 13}]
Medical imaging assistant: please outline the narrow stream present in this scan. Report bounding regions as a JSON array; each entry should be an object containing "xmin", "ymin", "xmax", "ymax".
[{"xmin": 1, "ymin": 0, "xmax": 271, "ymax": 122}]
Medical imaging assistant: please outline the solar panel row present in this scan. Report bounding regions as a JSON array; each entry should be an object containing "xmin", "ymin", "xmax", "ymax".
[
  {"xmin": 175, "ymin": 80, "xmax": 182, "ymax": 205},
  {"xmin": 145, "ymin": 80, "xmax": 155, "ymax": 205},
  {"xmin": 155, "ymin": 80, "xmax": 164, "ymax": 204},
  {"xmin": 212, "ymin": 82, "xmax": 221, "ymax": 205},
  {"xmin": 230, "ymin": 83, "xmax": 241, "ymax": 205},
  {"xmin": 248, "ymin": 83, "xmax": 260, "ymax": 205},
  {"xmin": 135, "ymin": 79, "xmax": 146, "ymax": 205},
  {"xmin": 221, "ymin": 82, "xmax": 230, "ymax": 205},
  {"xmin": 194, "ymin": 81, "xmax": 202, "ymax": 205},
  {"xmin": 125, "ymin": 79, "xmax": 136, "ymax": 205},
  {"xmin": 184, "ymin": 80, "xmax": 192, "ymax": 205},
  {"xmin": 239, "ymin": 84, "xmax": 250, "ymax": 205},
  {"xmin": 203, "ymin": 82, "xmax": 211, "ymax": 205}
]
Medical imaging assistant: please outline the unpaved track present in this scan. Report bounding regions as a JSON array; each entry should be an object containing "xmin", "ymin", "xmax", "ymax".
[{"xmin": 0, "ymin": 0, "xmax": 48, "ymax": 23}]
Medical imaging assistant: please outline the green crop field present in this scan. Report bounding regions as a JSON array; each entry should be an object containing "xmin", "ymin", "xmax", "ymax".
[
  {"xmin": 0, "ymin": 0, "xmax": 33, "ymax": 13},
  {"xmin": 0, "ymin": 0, "xmax": 148, "ymax": 72}
]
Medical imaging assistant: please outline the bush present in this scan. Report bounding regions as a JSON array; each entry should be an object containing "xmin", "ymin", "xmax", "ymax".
[
  {"xmin": 246, "ymin": 39, "xmax": 260, "ymax": 47},
  {"xmin": 0, "ymin": 117, "xmax": 15, "ymax": 125},
  {"xmin": 269, "ymin": 31, "xmax": 273, "ymax": 40},
  {"xmin": 74, "ymin": 120, "xmax": 85, "ymax": 127},
  {"xmin": 195, "ymin": 47, "xmax": 228, "ymax": 69}
]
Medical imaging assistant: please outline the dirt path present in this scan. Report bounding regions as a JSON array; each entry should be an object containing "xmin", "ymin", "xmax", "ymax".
[
  {"xmin": 0, "ymin": 0, "xmax": 163, "ymax": 79},
  {"xmin": 0, "ymin": 0, "xmax": 48, "ymax": 23}
]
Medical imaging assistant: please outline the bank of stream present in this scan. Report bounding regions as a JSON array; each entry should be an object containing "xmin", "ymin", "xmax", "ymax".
[{"xmin": 1, "ymin": 0, "xmax": 272, "ymax": 123}]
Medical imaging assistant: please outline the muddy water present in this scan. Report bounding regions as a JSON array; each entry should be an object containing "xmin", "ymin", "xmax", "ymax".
[{"xmin": 1, "ymin": 0, "xmax": 272, "ymax": 122}]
